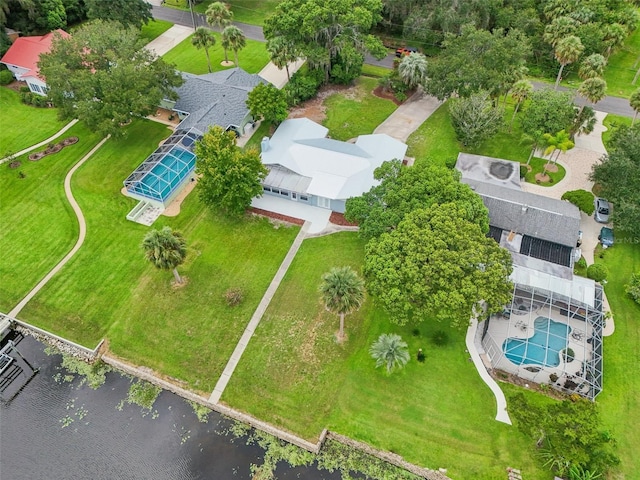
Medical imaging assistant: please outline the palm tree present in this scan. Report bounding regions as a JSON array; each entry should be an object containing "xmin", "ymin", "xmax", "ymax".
[
  {"xmin": 543, "ymin": 16, "xmax": 577, "ymax": 48},
  {"xmin": 577, "ymin": 77, "xmax": 607, "ymax": 106},
  {"xmin": 603, "ymin": 23, "xmax": 627, "ymax": 60},
  {"xmin": 319, "ymin": 266, "xmax": 365, "ymax": 343},
  {"xmin": 142, "ymin": 227, "xmax": 187, "ymax": 285},
  {"xmin": 221, "ymin": 25, "xmax": 246, "ymax": 67},
  {"xmin": 543, "ymin": 129, "xmax": 574, "ymax": 166},
  {"xmin": 578, "ymin": 54, "xmax": 606, "ymax": 80},
  {"xmin": 191, "ymin": 27, "xmax": 216, "ymax": 73},
  {"xmin": 205, "ymin": 1, "xmax": 233, "ymax": 62},
  {"xmin": 630, "ymin": 88, "xmax": 640, "ymax": 126},
  {"xmin": 509, "ymin": 79, "xmax": 533, "ymax": 130},
  {"xmin": 266, "ymin": 36, "xmax": 299, "ymax": 81},
  {"xmin": 398, "ymin": 52, "xmax": 428, "ymax": 89},
  {"xmin": 554, "ymin": 35, "xmax": 584, "ymax": 90},
  {"xmin": 370, "ymin": 334, "xmax": 410, "ymax": 374}
]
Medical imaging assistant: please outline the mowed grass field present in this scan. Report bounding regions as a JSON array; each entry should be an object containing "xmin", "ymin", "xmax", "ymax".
[
  {"xmin": 162, "ymin": 32, "xmax": 270, "ymax": 75},
  {"xmin": 11, "ymin": 119, "xmax": 299, "ymax": 392},
  {"xmin": 0, "ymin": 87, "xmax": 67, "ymax": 155},
  {"xmin": 223, "ymin": 233, "xmax": 547, "ymax": 479},
  {"xmin": 0, "ymin": 121, "xmax": 102, "ymax": 311}
]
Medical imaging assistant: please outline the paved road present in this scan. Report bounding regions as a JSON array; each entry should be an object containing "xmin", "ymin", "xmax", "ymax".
[
  {"xmin": 151, "ymin": 5, "xmax": 397, "ymax": 66},
  {"xmin": 532, "ymin": 81, "xmax": 634, "ymax": 118},
  {"xmin": 151, "ymin": 5, "xmax": 633, "ymax": 117}
]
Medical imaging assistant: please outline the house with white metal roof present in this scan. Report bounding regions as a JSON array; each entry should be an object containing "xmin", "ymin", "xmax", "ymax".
[{"xmin": 260, "ymin": 118, "xmax": 407, "ymax": 213}]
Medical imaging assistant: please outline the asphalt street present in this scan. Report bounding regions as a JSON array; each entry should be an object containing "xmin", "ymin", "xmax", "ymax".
[{"xmin": 151, "ymin": 5, "xmax": 634, "ymax": 117}]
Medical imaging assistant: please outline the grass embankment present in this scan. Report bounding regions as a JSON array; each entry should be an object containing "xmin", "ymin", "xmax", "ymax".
[
  {"xmin": 596, "ymin": 238, "xmax": 640, "ymax": 477},
  {"xmin": 602, "ymin": 113, "xmax": 632, "ymax": 149},
  {"xmin": 0, "ymin": 87, "xmax": 67, "ymax": 155},
  {"xmin": 603, "ymin": 26, "xmax": 640, "ymax": 99},
  {"xmin": 15, "ymin": 119, "xmax": 299, "ymax": 391},
  {"xmin": 162, "ymin": 33, "xmax": 270, "ymax": 75},
  {"xmin": 223, "ymin": 233, "xmax": 546, "ymax": 479},
  {"xmin": 0, "ymin": 122, "xmax": 102, "ymax": 311},
  {"xmin": 323, "ymin": 77, "xmax": 397, "ymax": 141},
  {"xmin": 139, "ymin": 19, "xmax": 174, "ymax": 42}
]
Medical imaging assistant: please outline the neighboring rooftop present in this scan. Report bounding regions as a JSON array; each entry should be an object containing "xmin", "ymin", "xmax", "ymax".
[
  {"xmin": 171, "ymin": 69, "xmax": 267, "ymax": 132},
  {"xmin": 0, "ymin": 29, "xmax": 70, "ymax": 81},
  {"xmin": 261, "ymin": 118, "xmax": 407, "ymax": 200},
  {"xmin": 463, "ymin": 178, "xmax": 581, "ymax": 248},
  {"xmin": 456, "ymin": 153, "xmax": 521, "ymax": 190}
]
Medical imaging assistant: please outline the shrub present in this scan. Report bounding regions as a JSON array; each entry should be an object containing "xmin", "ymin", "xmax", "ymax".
[
  {"xmin": 549, "ymin": 373, "xmax": 559, "ymax": 383},
  {"xmin": 625, "ymin": 272, "xmax": 640, "ymax": 304},
  {"xmin": 587, "ymin": 263, "xmax": 609, "ymax": 282},
  {"xmin": 563, "ymin": 347, "xmax": 575, "ymax": 363},
  {"xmin": 283, "ymin": 70, "xmax": 322, "ymax": 106},
  {"xmin": 224, "ymin": 287, "xmax": 244, "ymax": 307},
  {"xmin": 432, "ymin": 330, "xmax": 449, "ymax": 346},
  {"xmin": 19, "ymin": 86, "xmax": 30, "ymax": 93},
  {"xmin": 0, "ymin": 69, "xmax": 13, "ymax": 85},
  {"xmin": 576, "ymin": 257, "xmax": 587, "ymax": 270},
  {"xmin": 561, "ymin": 189, "xmax": 595, "ymax": 215}
]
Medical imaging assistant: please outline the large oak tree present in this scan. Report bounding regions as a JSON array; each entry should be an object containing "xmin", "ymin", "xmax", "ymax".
[
  {"xmin": 364, "ymin": 203, "xmax": 513, "ymax": 327},
  {"xmin": 263, "ymin": 0, "xmax": 387, "ymax": 84},
  {"xmin": 39, "ymin": 20, "xmax": 183, "ymax": 138},
  {"xmin": 344, "ymin": 160, "xmax": 489, "ymax": 240}
]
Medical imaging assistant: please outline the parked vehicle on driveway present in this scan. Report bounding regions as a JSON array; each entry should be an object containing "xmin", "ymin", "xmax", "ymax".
[
  {"xmin": 395, "ymin": 47, "xmax": 419, "ymax": 58},
  {"xmin": 598, "ymin": 226, "xmax": 614, "ymax": 247},
  {"xmin": 594, "ymin": 197, "xmax": 610, "ymax": 223}
]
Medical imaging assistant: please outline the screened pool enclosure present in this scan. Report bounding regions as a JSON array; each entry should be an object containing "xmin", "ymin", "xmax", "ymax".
[
  {"xmin": 479, "ymin": 267, "xmax": 604, "ymax": 400},
  {"xmin": 124, "ymin": 128, "xmax": 202, "ymax": 205}
]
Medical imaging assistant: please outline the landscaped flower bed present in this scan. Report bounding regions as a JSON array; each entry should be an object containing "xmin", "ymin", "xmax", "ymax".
[{"xmin": 29, "ymin": 136, "xmax": 79, "ymax": 161}]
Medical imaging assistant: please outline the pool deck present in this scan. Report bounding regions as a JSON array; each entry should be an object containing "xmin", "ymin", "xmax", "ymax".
[{"xmin": 466, "ymin": 317, "xmax": 512, "ymax": 425}]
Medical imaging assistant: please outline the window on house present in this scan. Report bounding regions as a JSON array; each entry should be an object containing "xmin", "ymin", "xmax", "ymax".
[
  {"xmin": 300, "ymin": 195, "xmax": 309, "ymax": 202},
  {"xmin": 263, "ymin": 186, "xmax": 271, "ymax": 192},
  {"xmin": 29, "ymin": 83, "xmax": 41, "ymax": 93},
  {"xmin": 279, "ymin": 190, "xmax": 288, "ymax": 197},
  {"xmin": 271, "ymin": 188, "xmax": 280, "ymax": 195}
]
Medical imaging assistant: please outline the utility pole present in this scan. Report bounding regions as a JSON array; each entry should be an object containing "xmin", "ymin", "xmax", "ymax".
[{"xmin": 188, "ymin": 0, "xmax": 197, "ymax": 31}]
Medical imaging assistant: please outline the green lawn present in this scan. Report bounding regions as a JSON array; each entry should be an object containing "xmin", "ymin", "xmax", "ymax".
[
  {"xmin": 162, "ymin": 32, "xmax": 270, "ymax": 75},
  {"xmin": 0, "ymin": 87, "xmax": 67, "ymax": 155},
  {"xmin": 139, "ymin": 19, "xmax": 174, "ymax": 42},
  {"xmin": 361, "ymin": 63, "xmax": 392, "ymax": 78},
  {"xmin": 407, "ymin": 100, "xmax": 534, "ymax": 169},
  {"xmin": 242, "ymin": 121, "xmax": 271, "ymax": 151},
  {"xmin": 523, "ymin": 157, "xmax": 567, "ymax": 186},
  {"xmin": 322, "ymin": 77, "xmax": 397, "ymax": 141},
  {"xmin": 0, "ymin": 122, "xmax": 102, "ymax": 311},
  {"xmin": 594, "ymin": 237, "xmax": 640, "ymax": 478},
  {"xmin": 603, "ymin": 26, "xmax": 640, "ymax": 99},
  {"xmin": 15, "ymin": 119, "xmax": 299, "ymax": 392},
  {"xmin": 223, "ymin": 233, "xmax": 546, "ymax": 479},
  {"xmin": 602, "ymin": 113, "xmax": 632, "ymax": 149},
  {"xmin": 196, "ymin": 0, "xmax": 282, "ymax": 25}
]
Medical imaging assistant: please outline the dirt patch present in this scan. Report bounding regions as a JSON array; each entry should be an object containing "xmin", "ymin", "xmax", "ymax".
[
  {"xmin": 372, "ymin": 85, "xmax": 402, "ymax": 105},
  {"xmin": 535, "ymin": 173, "xmax": 551, "ymax": 183},
  {"xmin": 544, "ymin": 163, "xmax": 559, "ymax": 173},
  {"xmin": 249, "ymin": 207, "xmax": 305, "ymax": 226},
  {"xmin": 287, "ymin": 84, "xmax": 353, "ymax": 123},
  {"xmin": 329, "ymin": 211, "xmax": 358, "ymax": 226}
]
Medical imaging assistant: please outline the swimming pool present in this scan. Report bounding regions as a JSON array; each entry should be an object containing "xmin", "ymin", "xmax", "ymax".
[
  {"xmin": 503, "ymin": 317, "xmax": 571, "ymax": 367},
  {"xmin": 126, "ymin": 146, "xmax": 196, "ymax": 203}
]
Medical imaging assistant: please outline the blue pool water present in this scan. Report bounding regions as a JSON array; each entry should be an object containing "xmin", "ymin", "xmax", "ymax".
[
  {"xmin": 503, "ymin": 317, "xmax": 571, "ymax": 367},
  {"xmin": 130, "ymin": 146, "xmax": 196, "ymax": 203}
]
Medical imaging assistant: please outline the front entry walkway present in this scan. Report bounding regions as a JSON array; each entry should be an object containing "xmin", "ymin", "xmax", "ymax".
[
  {"xmin": 374, "ymin": 89, "xmax": 442, "ymax": 142},
  {"xmin": 145, "ymin": 24, "xmax": 193, "ymax": 57}
]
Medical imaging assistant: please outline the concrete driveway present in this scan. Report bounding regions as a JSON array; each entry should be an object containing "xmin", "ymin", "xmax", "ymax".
[{"xmin": 373, "ymin": 89, "xmax": 442, "ymax": 142}]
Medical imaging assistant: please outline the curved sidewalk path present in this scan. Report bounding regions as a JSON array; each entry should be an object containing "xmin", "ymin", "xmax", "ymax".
[
  {"xmin": 466, "ymin": 318, "xmax": 511, "ymax": 424},
  {"xmin": 8, "ymin": 137, "xmax": 110, "ymax": 318},
  {"xmin": 0, "ymin": 119, "xmax": 79, "ymax": 165}
]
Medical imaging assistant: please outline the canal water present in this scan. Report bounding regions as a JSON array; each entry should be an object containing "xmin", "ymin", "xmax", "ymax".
[{"xmin": 0, "ymin": 336, "xmax": 340, "ymax": 480}]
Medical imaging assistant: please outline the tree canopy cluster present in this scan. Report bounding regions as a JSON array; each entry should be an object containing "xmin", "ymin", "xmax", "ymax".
[
  {"xmin": 590, "ymin": 124, "xmax": 640, "ymax": 237},
  {"xmin": 0, "ymin": 0, "xmax": 151, "ymax": 34},
  {"xmin": 381, "ymin": 0, "xmax": 637, "ymax": 78},
  {"xmin": 345, "ymin": 161, "xmax": 513, "ymax": 327},
  {"xmin": 263, "ymin": 0, "xmax": 387, "ymax": 85},
  {"xmin": 38, "ymin": 20, "xmax": 183, "ymax": 138},
  {"xmin": 195, "ymin": 126, "xmax": 267, "ymax": 217},
  {"xmin": 510, "ymin": 392, "xmax": 619, "ymax": 478}
]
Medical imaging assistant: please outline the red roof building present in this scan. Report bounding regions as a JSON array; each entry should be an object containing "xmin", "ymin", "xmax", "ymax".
[{"xmin": 0, "ymin": 29, "xmax": 70, "ymax": 95}]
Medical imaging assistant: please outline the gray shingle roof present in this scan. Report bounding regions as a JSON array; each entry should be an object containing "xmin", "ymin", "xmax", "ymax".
[
  {"xmin": 171, "ymin": 69, "xmax": 267, "ymax": 132},
  {"xmin": 463, "ymin": 179, "xmax": 581, "ymax": 247}
]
